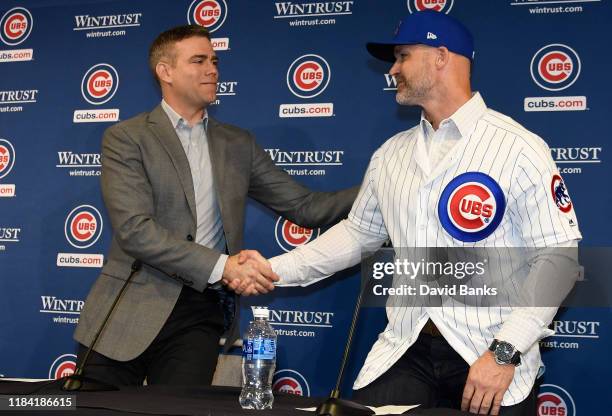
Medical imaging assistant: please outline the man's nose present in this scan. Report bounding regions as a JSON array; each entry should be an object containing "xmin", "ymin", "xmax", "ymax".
[
  {"xmin": 207, "ymin": 62, "xmax": 218, "ymax": 77},
  {"xmin": 389, "ymin": 61, "xmax": 400, "ymax": 76}
]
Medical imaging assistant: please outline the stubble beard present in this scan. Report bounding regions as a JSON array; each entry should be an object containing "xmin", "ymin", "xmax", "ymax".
[{"xmin": 395, "ymin": 72, "xmax": 434, "ymax": 106}]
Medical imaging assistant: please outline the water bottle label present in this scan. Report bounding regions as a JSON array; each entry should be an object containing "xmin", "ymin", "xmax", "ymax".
[{"xmin": 243, "ymin": 338, "xmax": 276, "ymax": 360}]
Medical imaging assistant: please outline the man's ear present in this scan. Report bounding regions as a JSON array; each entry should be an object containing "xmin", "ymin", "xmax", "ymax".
[
  {"xmin": 156, "ymin": 61, "xmax": 172, "ymax": 85},
  {"xmin": 435, "ymin": 46, "xmax": 450, "ymax": 69}
]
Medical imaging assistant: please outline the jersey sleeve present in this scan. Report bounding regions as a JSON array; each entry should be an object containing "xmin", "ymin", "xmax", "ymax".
[
  {"xmin": 347, "ymin": 148, "xmax": 389, "ymax": 238},
  {"xmin": 507, "ymin": 139, "xmax": 582, "ymax": 247}
]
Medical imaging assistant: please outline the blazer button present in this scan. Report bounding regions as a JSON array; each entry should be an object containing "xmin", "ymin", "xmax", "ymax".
[{"xmin": 187, "ymin": 234, "xmax": 194, "ymax": 241}]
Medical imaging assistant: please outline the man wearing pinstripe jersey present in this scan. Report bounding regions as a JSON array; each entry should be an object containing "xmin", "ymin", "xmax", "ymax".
[{"xmin": 262, "ymin": 11, "xmax": 581, "ymax": 416}]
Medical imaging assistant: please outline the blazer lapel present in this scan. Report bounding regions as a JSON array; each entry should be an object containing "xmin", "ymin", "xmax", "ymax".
[
  {"xmin": 147, "ymin": 105, "xmax": 197, "ymax": 220},
  {"xmin": 206, "ymin": 117, "xmax": 227, "ymax": 218}
]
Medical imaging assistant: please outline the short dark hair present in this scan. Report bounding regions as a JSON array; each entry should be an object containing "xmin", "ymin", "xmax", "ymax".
[{"xmin": 148, "ymin": 25, "xmax": 211, "ymax": 83}]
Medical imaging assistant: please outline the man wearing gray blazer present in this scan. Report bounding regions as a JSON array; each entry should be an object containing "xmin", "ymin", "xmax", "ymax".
[{"xmin": 73, "ymin": 25, "xmax": 357, "ymax": 386}]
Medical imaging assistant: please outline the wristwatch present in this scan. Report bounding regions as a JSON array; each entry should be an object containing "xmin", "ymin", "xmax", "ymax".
[{"xmin": 489, "ymin": 340, "xmax": 521, "ymax": 366}]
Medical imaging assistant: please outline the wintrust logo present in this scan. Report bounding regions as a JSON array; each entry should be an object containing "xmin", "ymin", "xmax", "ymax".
[
  {"xmin": 265, "ymin": 148, "xmax": 344, "ymax": 176},
  {"xmin": 540, "ymin": 320, "xmax": 600, "ymax": 349},
  {"xmin": 0, "ymin": 226, "xmax": 22, "ymax": 252},
  {"xmin": 73, "ymin": 12, "xmax": 142, "ymax": 38},
  {"xmin": 266, "ymin": 149, "xmax": 344, "ymax": 165},
  {"xmin": 275, "ymin": 1, "xmax": 354, "ymax": 17},
  {"xmin": 217, "ymin": 81, "xmax": 237, "ymax": 96},
  {"xmin": 383, "ymin": 74, "xmax": 397, "ymax": 91},
  {"xmin": 550, "ymin": 146, "xmax": 601, "ymax": 175},
  {"xmin": 74, "ymin": 13, "xmax": 142, "ymax": 29},
  {"xmin": 274, "ymin": 1, "xmax": 354, "ymax": 27},
  {"xmin": 551, "ymin": 320, "xmax": 600, "ymax": 338},
  {"xmin": 551, "ymin": 147, "xmax": 601, "ymax": 163},
  {"xmin": 0, "ymin": 88, "xmax": 38, "ymax": 113},
  {"xmin": 269, "ymin": 309, "xmax": 334, "ymax": 327},
  {"xmin": 212, "ymin": 81, "xmax": 238, "ymax": 105},
  {"xmin": 511, "ymin": 0, "xmax": 595, "ymax": 15},
  {"xmin": 40, "ymin": 296, "xmax": 83, "ymax": 325},
  {"xmin": 56, "ymin": 151, "xmax": 101, "ymax": 178}
]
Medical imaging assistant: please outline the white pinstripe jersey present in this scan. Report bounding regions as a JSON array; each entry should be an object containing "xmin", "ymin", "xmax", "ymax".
[{"xmin": 346, "ymin": 93, "xmax": 581, "ymax": 405}]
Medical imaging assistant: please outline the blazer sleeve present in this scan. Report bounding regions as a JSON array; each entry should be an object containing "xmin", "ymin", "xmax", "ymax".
[
  {"xmin": 100, "ymin": 124, "xmax": 221, "ymax": 292},
  {"xmin": 246, "ymin": 133, "xmax": 359, "ymax": 228}
]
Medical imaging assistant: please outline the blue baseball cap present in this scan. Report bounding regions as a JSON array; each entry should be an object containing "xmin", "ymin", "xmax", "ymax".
[{"xmin": 367, "ymin": 11, "xmax": 474, "ymax": 62}]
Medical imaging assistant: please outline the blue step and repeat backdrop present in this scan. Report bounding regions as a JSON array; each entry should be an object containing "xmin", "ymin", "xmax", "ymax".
[{"xmin": 1, "ymin": 0, "xmax": 610, "ymax": 414}]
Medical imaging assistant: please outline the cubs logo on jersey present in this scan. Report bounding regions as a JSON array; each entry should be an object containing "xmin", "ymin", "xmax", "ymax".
[
  {"xmin": 438, "ymin": 172, "xmax": 505, "ymax": 243},
  {"xmin": 550, "ymin": 174, "xmax": 572, "ymax": 213}
]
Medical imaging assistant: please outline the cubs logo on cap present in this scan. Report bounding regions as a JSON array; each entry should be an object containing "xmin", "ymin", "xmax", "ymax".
[
  {"xmin": 81, "ymin": 63, "xmax": 119, "ymax": 105},
  {"xmin": 275, "ymin": 217, "xmax": 320, "ymax": 252},
  {"xmin": 530, "ymin": 44, "xmax": 581, "ymax": 92},
  {"xmin": 187, "ymin": 0, "xmax": 228, "ymax": 33},
  {"xmin": 0, "ymin": 139, "xmax": 16, "ymax": 179},
  {"xmin": 551, "ymin": 174, "xmax": 572, "ymax": 213},
  {"xmin": 64, "ymin": 205, "xmax": 103, "ymax": 249},
  {"xmin": 407, "ymin": 0, "xmax": 454, "ymax": 14},
  {"xmin": 438, "ymin": 172, "xmax": 505, "ymax": 243},
  {"xmin": 273, "ymin": 369, "xmax": 310, "ymax": 396},
  {"xmin": 537, "ymin": 384, "xmax": 575, "ymax": 416},
  {"xmin": 0, "ymin": 7, "xmax": 33, "ymax": 46}
]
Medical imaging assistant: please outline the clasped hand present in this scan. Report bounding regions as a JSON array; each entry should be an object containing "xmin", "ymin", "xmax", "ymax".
[{"xmin": 221, "ymin": 250, "xmax": 278, "ymax": 296}]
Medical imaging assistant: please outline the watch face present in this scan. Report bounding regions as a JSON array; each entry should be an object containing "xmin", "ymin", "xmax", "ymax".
[{"xmin": 495, "ymin": 342, "xmax": 514, "ymax": 362}]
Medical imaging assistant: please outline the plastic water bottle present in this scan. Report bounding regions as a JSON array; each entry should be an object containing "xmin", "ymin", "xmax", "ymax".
[{"xmin": 239, "ymin": 306, "xmax": 277, "ymax": 410}]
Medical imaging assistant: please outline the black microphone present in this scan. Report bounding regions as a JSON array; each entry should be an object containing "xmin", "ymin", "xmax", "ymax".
[
  {"xmin": 315, "ymin": 271, "xmax": 374, "ymax": 416},
  {"xmin": 61, "ymin": 259, "xmax": 143, "ymax": 392}
]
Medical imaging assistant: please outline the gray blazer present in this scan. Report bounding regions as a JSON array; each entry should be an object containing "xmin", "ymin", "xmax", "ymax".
[{"xmin": 73, "ymin": 104, "xmax": 358, "ymax": 361}]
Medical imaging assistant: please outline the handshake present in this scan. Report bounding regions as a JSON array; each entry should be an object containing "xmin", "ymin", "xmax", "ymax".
[{"xmin": 221, "ymin": 250, "xmax": 279, "ymax": 296}]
